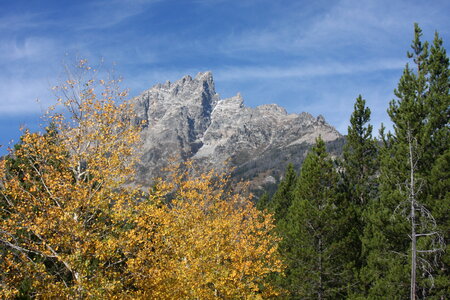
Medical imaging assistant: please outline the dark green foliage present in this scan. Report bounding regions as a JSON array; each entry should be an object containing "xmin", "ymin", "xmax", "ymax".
[
  {"xmin": 278, "ymin": 137, "xmax": 354, "ymax": 299},
  {"xmin": 342, "ymin": 95, "xmax": 378, "ymax": 207},
  {"xmin": 422, "ymin": 33, "xmax": 450, "ymax": 299},
  {"xmin": 265, "ymin": 163, "xmax": 297, "ymax": 222},
  {"xmin": 361, "ymin": 23, "xmax": 449, "ymax": 299},
  {"xmin": 425, "ymin": 32, "xmax": 450, "ymax": 158},
  {"xmin": 427, "ymin": 149, "xmax": 450, "ymax": 298},
  {"xmin": 256, "ymin": 192, "xmax": 270, "ymax": 211},
  {"xmin": 261, "ymin": 24, "xmax": 448, "ymax": 299},
  {"xmin": 341, "ymin": 95, "xmax": 379, "ymax": 297}
]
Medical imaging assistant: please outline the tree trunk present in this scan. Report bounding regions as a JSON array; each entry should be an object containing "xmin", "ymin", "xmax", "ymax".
[
  {"xmin": 318, "ymin": 237, "xmax": 323, "ymax": 300},
  {"xmin": 408, "ymin": 132, "xmax": 417, "ymax": 300}
]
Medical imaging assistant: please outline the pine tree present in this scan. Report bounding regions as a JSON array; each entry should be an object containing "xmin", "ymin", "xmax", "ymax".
[
  {"xmin": 279, "ymin": 137, "xmax": 353, "ymax": 299},
  {"xmin": 424, "ymin": 31, "xmax": 449, "ymax": 159},
  {"xmin": 362, "ymin": 24, "xmax": 448, "ymax": 299},
  {"xmin": 422, "ymin": 30, "xmax": 450, "ymax": 300},
  {"xmin": 256, "ymin": 191, "xmax": 270, "ymax": 211},
  {"xmin": 266, "ymin": 163, "xmax": 297, "ymax": 223},
  {"xmin": 342, "ymin": 95, "xmax": 378, "ymax": 206},
  {"xmin": 341, "ymin": 95, "xmax": 378, "ymax": 297},
  {"xmin": 427, "ymin": 149, "xmax": 450, "ymax": 299}
]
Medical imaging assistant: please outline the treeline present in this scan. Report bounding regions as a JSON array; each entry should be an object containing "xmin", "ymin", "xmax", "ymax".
[{"xmin": 258, "ymin": 24, "xmax": 449, "ymax": 299}]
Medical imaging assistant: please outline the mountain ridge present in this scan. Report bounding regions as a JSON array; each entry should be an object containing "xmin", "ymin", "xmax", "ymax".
[{"xmin": 131, "ymin": 71, "xmax": 343, "ymax": 190}]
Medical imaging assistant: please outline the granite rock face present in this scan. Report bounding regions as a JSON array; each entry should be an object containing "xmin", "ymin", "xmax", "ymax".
[{"xmin": 131, "ymin": 72, "xmax": 342, "ymax": 188}]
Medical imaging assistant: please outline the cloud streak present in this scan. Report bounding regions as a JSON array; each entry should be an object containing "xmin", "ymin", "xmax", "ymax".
[
  {"xmin": 217, "ymin": 0, "xmax": 449, "ymax": 59},
  {"xmin": 0, "ymin": 12, "xmax": 51, "ymax": 31},
  {"xmin": 0, "ymin": 0, "xmax": 449, "ymax": 153},
  {"xmin": 215, "ymin": 58, "xmax": 406, "ymax": 81},
  {"xmin": 76, "ymin": 0, "xmax": 161, "ymax": 30},
  {"xmin": 0, "ymin": 37, "xmax": 57, "ymax": 61}
]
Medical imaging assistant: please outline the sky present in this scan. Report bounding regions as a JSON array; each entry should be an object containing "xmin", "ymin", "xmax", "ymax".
[{"xmin": 1, "ymin": 0, "xmax": 449, "ymax": 155}]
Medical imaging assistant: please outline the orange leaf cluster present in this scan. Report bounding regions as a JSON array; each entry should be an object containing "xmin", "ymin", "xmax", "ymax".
[{"xmin": 123, "ymin": 165, "xmax": 284, "ymax": 299}]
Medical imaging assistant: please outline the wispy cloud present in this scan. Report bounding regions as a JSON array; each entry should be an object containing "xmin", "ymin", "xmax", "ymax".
[
  {"xmin": 215, "ymin": 58, "xmax": 405, "ymax": 81},
  {"xmin": 0, "ymin": 12, "xmax": 51, "ymax": 31},
  {"xmin": 217, "ymin": 0, "xmax": 447, "ymax": 58},
  {"xmin": 0, "ymin": 37, "xmax": 57, "ymax": 61},
  {"xmin": 0, "ymin": 76, "xmax": 54, "ymax": 114},
  {"xmin": 77, "ymin": 0, "xmax": 160, "ymax": 30}
]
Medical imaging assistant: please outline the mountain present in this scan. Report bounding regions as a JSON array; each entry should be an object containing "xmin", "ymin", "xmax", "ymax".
[{"xmin": 131, "ymin": 71, "xmax": 343, "ymax": 192}]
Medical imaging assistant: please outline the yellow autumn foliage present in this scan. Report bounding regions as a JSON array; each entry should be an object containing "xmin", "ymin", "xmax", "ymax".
[
  {"xmin": 122, "ymin": 166, "xmax": 284, "ymax": 299},
  {"xmin": 1, "ymin": 60, "xmax": 142, "ymax": 298},
  {"xmin": 0, "ymin": 60, "xmax": 283, "ymax": 299}
]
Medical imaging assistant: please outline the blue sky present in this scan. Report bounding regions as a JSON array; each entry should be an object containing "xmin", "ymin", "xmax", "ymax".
[{"xmin": 1, "ymin": 0, "xmax": 449, "ymax": 154}]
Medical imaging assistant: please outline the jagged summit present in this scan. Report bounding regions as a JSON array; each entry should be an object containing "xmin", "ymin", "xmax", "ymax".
[
  {"xmin": 131, "ymin": 72, "xmax": 342, "ymax": 188},
  {"xmin": 195, "ymin": 70, "xmax": 213, "ymax": 81}
]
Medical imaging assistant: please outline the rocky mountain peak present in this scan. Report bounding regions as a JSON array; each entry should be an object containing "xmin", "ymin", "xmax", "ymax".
[
  {"xmin": 316, "ymin": 114, "xmax": 326, "ymax": 124},
  {"xmin": 215, "ymin": 93, "xmax": 244, "ymax": 111},
  {"xmin": 255, "ymin": 103, "xmax": 287, "ymax": 115},
  {"xmin": 195, "ymin": 70, "xmax": 214, "ymax": 83},
  {"xmin": 131, "ymin": 72, "xmax": 342, "ymax": 188}
]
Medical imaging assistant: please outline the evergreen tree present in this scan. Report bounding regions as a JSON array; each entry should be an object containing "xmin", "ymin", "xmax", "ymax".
[
  {"xmin": 266, "ymin": 163, "xmax": 297, "ymax": 223},
  {"xmin": 422, "ymin": 30, "xmax": 450, "ymax": 299},
  {"xmin": 256, "ymin": 191, "xmax": 270, "ymax": 211},
  {"xmin": 362, "ymin": 24, "xmax": 449, "ymax": 299},
  {"xmin": 427, "ymin": 149, "xmax": 450, "ymax": 299},
  {"xmin": 279, "ymin": 137, "xmax": 353, "ymax": 299},
  {"xmin": 424, "ymin": 31, "xmax": 450, "ymax": 158},
  {"xmin": 342, "ymin": 95, "xmax": 378, "ymax": 206},
  {"xmin": 341, "ymin": 95, "xmax": 379, "ymax": 297}
]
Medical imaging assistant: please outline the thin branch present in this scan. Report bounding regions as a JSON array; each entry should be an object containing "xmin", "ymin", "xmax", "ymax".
[{"xmin": 415, "ymin": 232, "xmax": 439, "ymax": 237}]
